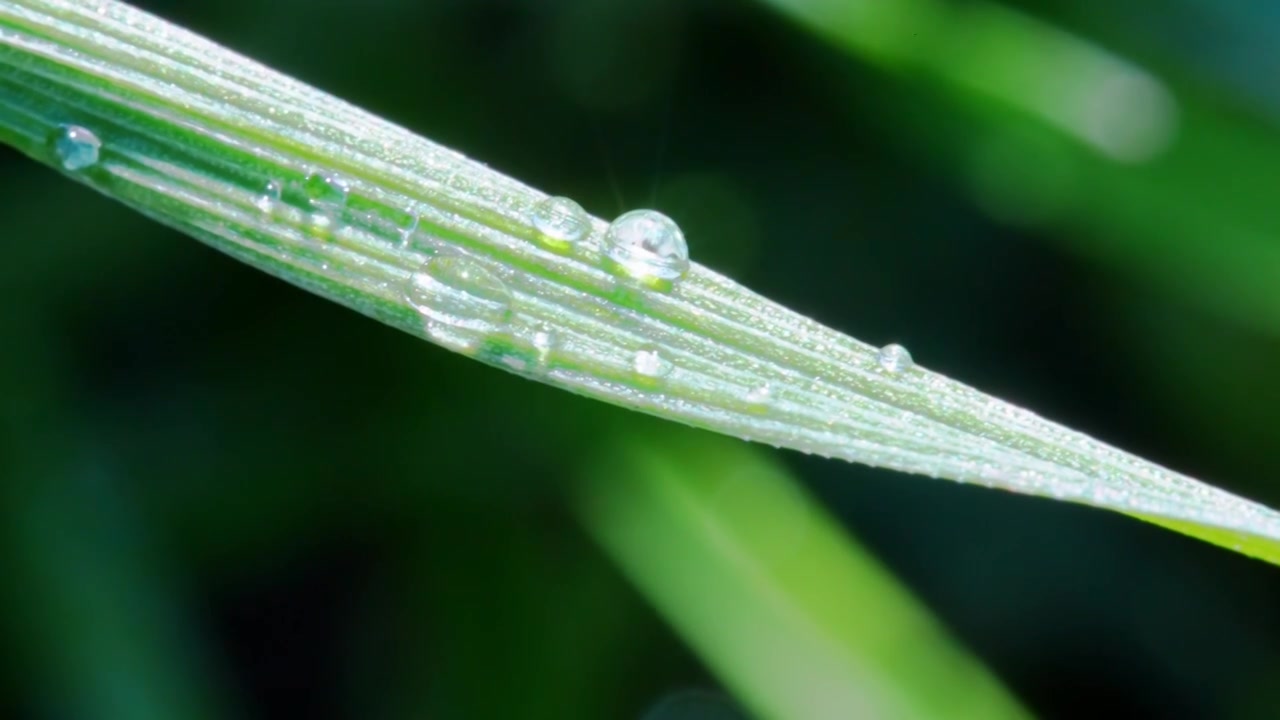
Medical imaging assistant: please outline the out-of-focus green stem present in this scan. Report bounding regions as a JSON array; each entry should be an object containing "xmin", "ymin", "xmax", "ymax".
[
  {"xmin": 0, "ymin": 324, "xmax": 232, "ymax": 720},
  {"xmin": 578, "ymin": 422, "xmax": 1031, "ymax": 720},
  {"xmin": 760, "ymin": 0, "xmax": 1280, "ymax": 338}
]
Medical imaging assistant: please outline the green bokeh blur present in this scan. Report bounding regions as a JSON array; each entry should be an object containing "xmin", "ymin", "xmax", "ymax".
[{"xmin": 3, "ymin": 0, "xmax": 1280, "ymax": 718}]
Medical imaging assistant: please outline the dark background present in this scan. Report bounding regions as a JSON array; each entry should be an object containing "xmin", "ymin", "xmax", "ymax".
[{"xmin": 3, "ymin": 0, "xmax": 1280, "ymax": 718}]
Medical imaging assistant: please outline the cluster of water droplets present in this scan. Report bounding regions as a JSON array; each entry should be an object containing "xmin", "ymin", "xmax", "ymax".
[
  {"xmin": 400, "ymin": 195, "xmax": 698, "ymax": 385},
  {"xmin": 45, "ymin": 126, "xmax": 907, "ymax": 410},
  {"xmin": 45, "ymin": 123, "xmax": 916, "ymax": 415},
  {"xmin": 43, "ymin": 124, "xmax": 699, "ymax": 390},
  {"xmin": 250, "ymin": 169, "xmax": 415, "ymax": 244},
  {"xmin": 530, "ymin": 197, "xmax": 691, "ymax": 286}
]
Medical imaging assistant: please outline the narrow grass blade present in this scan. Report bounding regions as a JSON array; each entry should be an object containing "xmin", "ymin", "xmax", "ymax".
[{"xmin": 2, "ymin": 0, "xmax": 1279, "ymax": 563}]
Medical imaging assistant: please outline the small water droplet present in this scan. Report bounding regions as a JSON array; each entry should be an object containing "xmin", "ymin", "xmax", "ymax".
[
  {"xmin": 255, "ymin": 179, "xmax": 283, "ymax": 212},
  {"xmin": 603, "ymin": 209, "xmax": 689, "ymax": 286},
  {"xmin": 877, "ymin": 343, "xmax": 913, "ymax": 373},
  {"xmin": 532, "ymin": 328, "xmax": 557, "ymax": 366},
  {"xmin": 531, "ymin": 196, "xmax": 591, "ymax": 250},
  {"xmin": 405, "ymin": 256, "xmax": 512, "ymax": 347},
  {"xmin": 633, "ymin": 346, "xmax": 672, "ymax": 381},
  {"xmin": 52, "ymin": 124, "xmax": 101, "ymax": 171},
  {"xmin": 302, "ymin": 171, "xmax": 350, "ymax": 210},
  {"xmin": 745, "ymin": 383, "xmax": 772, "ymax": 408}
]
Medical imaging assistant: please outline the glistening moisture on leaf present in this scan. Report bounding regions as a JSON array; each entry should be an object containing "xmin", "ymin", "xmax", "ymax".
[{"xmin": 2, "ymin": 0, "xmax": 1280, "ymax": 563}]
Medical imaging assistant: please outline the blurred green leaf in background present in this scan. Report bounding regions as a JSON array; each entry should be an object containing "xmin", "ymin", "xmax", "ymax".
[{"xmin": 4, "ymin": 0, "xmax": 1280, "ymax": 718}]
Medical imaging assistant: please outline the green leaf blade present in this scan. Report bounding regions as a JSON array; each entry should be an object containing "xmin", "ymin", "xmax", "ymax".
[{"xmin": 3, "ymin": 0, "xmax": 1279, "ymax": 564}]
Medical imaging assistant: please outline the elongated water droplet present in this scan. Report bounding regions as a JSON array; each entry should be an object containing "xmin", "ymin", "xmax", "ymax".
[
  {"xmin": 633, "ymin": 346, "xmax": 673, "ymax": 381},
  {"xmin": 303, "ymin": 171, "xmax": 350, "ymax": 210},
  {"xmin": 532, "ymin": 328, "xmax": 557, "ymax": 366},
  {"xmin": 877, "ymin": 343, "xmax": 913, "ymax": 373},
  {"xmin": 405, "ymin": 257, "xmax": 512, "ymax": 348},
  {"xmin": 531, "ymin": 196, "xmax": 591, "ymax": 250},
  {"xmin": 398, "ymin": 214, "xmax": 420, "ymax": 247},
  {"xmin": 501, "ymin": 355, "xmax": 529, "ymax": 372},
  {"xmin": 52, "ymin": 125, "xmax": 101, "ymax": 171},
  {"xmin": 603, "ymin": 209, "xmax": 689, "ymax": 286}
]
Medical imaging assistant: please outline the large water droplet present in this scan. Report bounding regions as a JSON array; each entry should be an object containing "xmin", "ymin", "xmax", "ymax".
[
  {"xmin": 633, "ymin": 346, "xmax": 672, "ymax": 381},
  {"xmin": 603, "ymin": 209, "xmax": 689, "ymax": 286},
  {"xmin": 877, "ymin": 343, "xmax": 913, "ymax": 373},
  {"xmin": 531, "ymin": 196, "xmax": 591, "ymax": 250},
  {"xmin": 52, "ymin": 125, "xmax": 101, "ymax": 171},
  {"xmin": 405, "ymin": 256, "xmax": 512, "ymax": 345}
]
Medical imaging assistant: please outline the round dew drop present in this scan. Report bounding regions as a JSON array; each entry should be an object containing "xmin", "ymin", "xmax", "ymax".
[
  {"xmin": 52, "ymin": 125, "xmax": 101, "ymax": 171},
  {"xmin": 531, "ymin": 196, "xmax": 591, "ymax": 249},
  {"xmin": 603, "ymin": 209, "xmax": 689, "ymax": 285},
  {"xmin": 405, "ymin": 256, "xmax": 513, "ymax": 340},
  {"xmin": 877, "ymin": 343, "xmax": 914, "ymax": 373}
]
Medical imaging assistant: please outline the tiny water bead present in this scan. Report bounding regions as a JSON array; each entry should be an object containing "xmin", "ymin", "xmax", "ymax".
[
  {"xmin": 603, "ymin": 209, "xmax": 689, "ymax": 285},
  {"xmin": 633, "ymin": 346, "xmax": 673, "ymax": 380},
  {"xmin": 877, "ymin": 343, "xmax": 914, "ymax": 373},
  {"xmin": 52, "ymin": 124, "xmax": 101, "ymax": 171},
  {"xmin": 404, "ymin": 256, "xmax": 513, "ymax": 339},
  {"xmin": 255, "ymin": 179, "xmax": 283, "ymax": 212},
  {"xmin": 745, "ymin": 383, "xmax": 773, "ymax": 408},
  {"xmin": 531, "ymin": 196, "xmax": 591, "ymax": 249}
]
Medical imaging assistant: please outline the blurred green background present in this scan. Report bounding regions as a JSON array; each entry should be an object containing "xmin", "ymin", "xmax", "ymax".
[{"xmin": 4, "ymin": 0, "xmax": 1280, "ymax": 718}]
